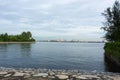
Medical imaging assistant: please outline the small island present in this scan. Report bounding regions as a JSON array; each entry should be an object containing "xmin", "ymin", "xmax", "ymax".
[{"xmin": 0, "ymin": 31, "xmax": 35, "ymax": 43}]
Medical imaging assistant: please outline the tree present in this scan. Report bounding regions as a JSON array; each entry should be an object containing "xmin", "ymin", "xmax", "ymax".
[
  {"xmin": 4, "ymin": 33, "xmax": 8, "ymax": 41},
  {"xmin": 0, "ymin": 31, "xmax": 35, "ymax": 42},
  {"xmin": 102, "ymin": 0, "xmax": 120, "ymax": 42},
  {"xmin": 27, "ymin": 31, "xmax": 32, "ymax": 38},
  {"xmin": 21, "ymin": 31, "xmax": 33, "ymax": 41}
]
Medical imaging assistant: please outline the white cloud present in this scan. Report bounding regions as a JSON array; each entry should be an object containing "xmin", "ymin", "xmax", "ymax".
[
  {"xmin": 2, "ymin": 12, "xmax": 18, "ymax": 15},
  {"xmin": 0, "ymin": 19, "xmax": 12, "ymax": 24},
  {"xmin": 19, "ymin": 18, "xmax": 31, "ymax": 23},
  {"xmin": 50, "ymin": 0, "xmax": 79, "ymax": 5},
  {"xmin": 0, "ymin": 0, "xmax": 115, "ymax": 40}
]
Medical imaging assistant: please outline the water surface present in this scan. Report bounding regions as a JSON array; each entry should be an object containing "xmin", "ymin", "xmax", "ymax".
[{"xmin": 0, "ymin": 42, "xmax": 105, "ymax": 72}]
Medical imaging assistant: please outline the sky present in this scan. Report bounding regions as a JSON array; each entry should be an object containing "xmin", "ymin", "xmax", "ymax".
[{"xmin": 0, "ymin": 0, "xmax": 115, "ymax": 41}]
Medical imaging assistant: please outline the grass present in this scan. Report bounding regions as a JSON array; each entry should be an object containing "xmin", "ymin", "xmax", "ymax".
[{"xmin": 104, "ymin": 42, "xmax": 120, "ymax": 62}]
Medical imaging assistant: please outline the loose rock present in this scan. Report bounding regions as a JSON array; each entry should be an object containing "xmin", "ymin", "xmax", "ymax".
[
  {"xmin": 76, "ymin": 76, "xmax": 88, "ymax": 80},
  {"xmin": 33, "ymin": 73, "xmax": 48, "ymax": 77},
  {"xmin": 13, "ymin": 72, "xmax": 25, "ymax": 77},
  {"xmin": 56, "ymin": 75, "xmax": 68, "ymax": 80},
  {"xmin": 0, "ymin": 71, "xmax": 7, "ymax": 75},
  {"xmin": 4, "ymin": 73, "xmax": 11, "ymax": 77}
]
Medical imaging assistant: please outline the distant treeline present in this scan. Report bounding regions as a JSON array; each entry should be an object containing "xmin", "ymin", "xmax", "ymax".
[{"xmin": 0, "ymin": 31, "xmax": 35, "ymax": 42}]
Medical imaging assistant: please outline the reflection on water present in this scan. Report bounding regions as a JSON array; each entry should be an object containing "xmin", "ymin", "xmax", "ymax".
[
  {"xmin": 20, "ymin": 44, "xmax": 31, "ymax": 57},
  {"xmin": 0, "ymin": 44, "xmax": 8, "ymax": 58},
  {"xmin": 0, "ymin": 44, "xmax": 8, "ymax": 52},
  {"xmin": 0, "ymin": 43, "xmax": 32, "ymax": 58}
]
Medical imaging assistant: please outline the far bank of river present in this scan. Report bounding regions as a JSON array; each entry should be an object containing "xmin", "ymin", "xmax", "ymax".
[{"xmin": 0, "ymin": 41, "xmax": 105, "ymax": 44}]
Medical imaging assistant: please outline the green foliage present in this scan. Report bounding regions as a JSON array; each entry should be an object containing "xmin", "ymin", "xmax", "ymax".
[
  {"xmin": 104, "ymin": 42, "xmax": 120, "ymax": 62},
  {"xmin": 102, "ymin": 1, "xmax": 120, "ymax": 42},
  {"xmin": 0, "ymin": 31, "xmax": 35, "ymax": 42}
]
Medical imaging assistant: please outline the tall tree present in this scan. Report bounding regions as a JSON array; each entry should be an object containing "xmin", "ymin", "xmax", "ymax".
[
  {"xmin": 27, "ymin": 31, "xmax": 32, "ymax": 38},
  {"xmin": 4, "ymin": 33, "xmax": 8, "ymax": 41},
  {"xmin": 102, "ymin": 0, "xmax": 120, "ymax": 42}
]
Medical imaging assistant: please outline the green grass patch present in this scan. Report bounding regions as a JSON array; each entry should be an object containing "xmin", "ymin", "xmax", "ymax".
[{"xmin": 104, "ymin": 42, "xmax": 120, "ymax": 62}]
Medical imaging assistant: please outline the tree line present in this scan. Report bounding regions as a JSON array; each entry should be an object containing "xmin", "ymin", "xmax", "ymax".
[
  {"xmin": 0, "ymin": 31, "xmax": 35, "ymax": 42},
  {"xmin": 102, "ymin": 0, "xmax": 120, "ymax": 42}
]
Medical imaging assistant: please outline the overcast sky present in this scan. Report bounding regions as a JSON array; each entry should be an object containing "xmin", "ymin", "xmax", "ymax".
[{"xmin": 0, "ymin": 0, "xmax": 115, "ymax": 41}]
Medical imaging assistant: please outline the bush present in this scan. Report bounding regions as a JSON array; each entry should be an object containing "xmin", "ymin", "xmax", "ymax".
[{"xmin": 104, "ymin": 42, "xmax": 120, "ymax": 62}]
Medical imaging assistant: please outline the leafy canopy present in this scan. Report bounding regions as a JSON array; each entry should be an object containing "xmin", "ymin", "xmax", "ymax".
[
  {"xmin": 0, "ymin": 31, "xmax": 35, "ymax": 42},
  {"xmin": 102, "ymin": 0, "xmax": 120, "ymax": 42}
]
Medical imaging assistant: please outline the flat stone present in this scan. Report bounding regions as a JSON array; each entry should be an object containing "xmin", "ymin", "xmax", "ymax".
[
  {"xmin": 76, "ymin": 76, "xmax": 88, "ymax": 80},
  {"xmin": 24, "ymin": 73, "xmax": 31, "ymax": 78},
  {"xmin": 4, "ymin": 73, "xmax": 11, "ymax": 77},
  {"xmin": 106, "ymin": 76, "xmax": 114, "ymax": 79},
  {"xmin": 0, "ymin": 71, "xmax": 7, "ymax": 75},
  {"xmin": 13, "ymin": 72, "xmax": 25, "ymax": 77},
  {"xmin": 82, "ymin": 75, "xmax": 100, "ymax": 79},
  {"xmin": 72, "ymin": 75, "xmax": 77, "ymax": 77},
  {"xmin": 49, "ymin": 72, "xmax": 55, "ymax": 76},
  {"xmin": 61, "ymin": 72, "xmax": 68, "ymax": 75},
  {"xmin": 24, "ymin": 71, "xmax": 33, "ymax": 73},
  {"xmin": 33, "ymin": 73, "xmax": 48, "ymax": 77},
  {"xmin": 113, "ymin": 76, "xmax": 120, "ymax": 80},
  {"xmin": 56, "ymin": 75, "xmax": 68, "ymax": 80},
  {"xmin": 49, "ymin": 76, "xmax": 55, "ymax": 79}
]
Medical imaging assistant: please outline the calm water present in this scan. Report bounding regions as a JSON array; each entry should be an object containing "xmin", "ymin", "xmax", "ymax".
[{"xmin": 0, "ymin": 42, "xmax": 106, "ymax": 72}]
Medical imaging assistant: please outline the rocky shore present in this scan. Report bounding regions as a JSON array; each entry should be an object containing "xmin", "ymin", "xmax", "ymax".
[{"xmin": 0, "ymin": 67, "xmax": 119, "ymax": 80}]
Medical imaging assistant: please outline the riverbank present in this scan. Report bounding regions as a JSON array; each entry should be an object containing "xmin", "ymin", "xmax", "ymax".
[
  {"xmin": 104, "ymin": 42, "xmax": 120, "ymax": 72},
  {"xmin": 0, "ymin": 42, "xmax": 36, "ymax": 44},
  {"xmin": 105, "ymin": 53, "xmax": 120, "ymax": 72},
  {"xmin": 104, "ymin": 42, "xmax": 120, "ymax": 62},
  {"xmin": 0, "ymin": 67, "xmax": 119, "ymax": 80}
]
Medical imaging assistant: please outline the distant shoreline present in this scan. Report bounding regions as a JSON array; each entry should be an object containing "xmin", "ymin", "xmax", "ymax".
[
  {"xmin": 0, "ymin": 42, "xmax": 36, "ymax": 44},
  {"xmin": 0, "ymin": 41, "xmax": 105, "ymax": 44},
  {"xmin": 37, "ymin": 41, "xmax": 105, "ymax": 43}
]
